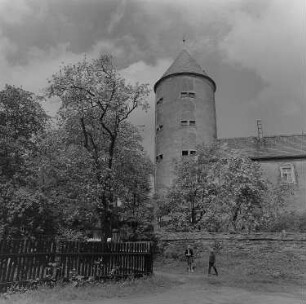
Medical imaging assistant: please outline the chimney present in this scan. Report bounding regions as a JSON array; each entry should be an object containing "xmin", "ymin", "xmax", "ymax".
[{"xmin": 257, "ymin": 120, "xmax": 263, "ymax": 140}]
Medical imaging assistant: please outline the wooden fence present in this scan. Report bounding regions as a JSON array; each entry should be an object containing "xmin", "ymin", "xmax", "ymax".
[{"xmin": 0, "ymin": 239, "xmax": 153, "ymax": 292}]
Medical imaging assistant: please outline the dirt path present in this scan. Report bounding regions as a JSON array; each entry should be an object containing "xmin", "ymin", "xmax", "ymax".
[{"xmin": 70, "ymin": 271, "xmax": 305, "ymax": 304}]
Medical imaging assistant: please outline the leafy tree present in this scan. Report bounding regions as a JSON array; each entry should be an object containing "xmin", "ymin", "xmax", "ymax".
[
  {"xmin": 0, "ymin": 85, "xmax": 54, "ymax": 238},
  {"xmin": 38, "ymin": 123, "xmax": 153, "ymax": 240},
  {"xmin": 161, "ymin": 143, "xmax": 290, "ymax": 232},
  {"xmin": 46, "ymin": 57, "xmax": 150, "ymax": 242}
]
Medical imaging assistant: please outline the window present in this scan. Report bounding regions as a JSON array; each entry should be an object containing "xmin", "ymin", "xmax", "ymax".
[
  {"xmin": 180, "ymin": 92, "xmax": 188, "ymax": 98},
  {"xmin": 156, "ymin": 125, "xmax": 163, "ymax": 132},
  {"xmin": 156, "ymin": 154, "xmax": 163, "ymax": 162},
  {"xmin": 180, "ymin": 91, "xmax": 196, "ymax": 98},
  {"xmin": 182, "ymin": 150, "xmax": 197, "ymax": 157},
  {"xmin": 157, "ymin": 97, "xmax": 163, "ymax": 105},
  {"xmin": 280, "ymin": 164, "xmax": 296, "ymax": 183},
  {"xmin": 180, "ymin": 120, "xmax": 188, "ymax": 126},
  {"xmin": 180, "ymin": 120, "xmax": 196, "ymax": 126}
]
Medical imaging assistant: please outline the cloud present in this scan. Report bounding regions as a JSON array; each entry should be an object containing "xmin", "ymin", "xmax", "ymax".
[
  {"xmin": 0, "ymin": 0, "xmax": 304, "ymax": 149},
  {"xmin": 120, "ymin": 59, "xmax": 172, "ymax": 158},
  {"xmin": 219, "ymin": 0, "xmax": 306, "ymax": 134}
]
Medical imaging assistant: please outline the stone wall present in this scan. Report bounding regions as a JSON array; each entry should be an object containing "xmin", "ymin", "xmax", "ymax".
[{"xmin": 156, "ymin": 231, "xmax": 306, "ymax": 261}]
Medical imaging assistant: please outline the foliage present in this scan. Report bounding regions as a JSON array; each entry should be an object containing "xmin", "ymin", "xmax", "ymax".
[
  {"xmin": 45, "ymin": 55, "xmax": 151, "ymax": 241},
  {"xmin": 160, "ymin": 143, "xmax": 291, "ymax": 232},
  {"xmin": 268, "ymin": 211, "xmax": 306, "ymax": 232},
  {"xmin": 0, "ymin": 85, "xmax": 54, "ymax": 239}
]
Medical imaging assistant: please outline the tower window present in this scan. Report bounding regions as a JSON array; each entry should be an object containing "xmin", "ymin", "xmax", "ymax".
[
  {"xmin": 182, "ymin": 150, "xmax": 197, "ymax": 156},
  {"xmin": 157, "ymin": 97, "xmax": 164, "ymax": 105},
  {"xmin": 280, "ymin": 164, "xmax": 296, "ymax": 183},
  {"xmin": 156, "ymin": 154, "xmax": 163, "ymax": 162},
  {"xmin": 180, "ymin": 120, "xmax": 196, "ymax": 126},
  {"xmin": 180, "ymin": 91, "xmax": 196, "ymax": 98},
  {"xmin": 180, "ymin": 120, "xmax": 188, "ymax": 126},
  {"xmin": 180, "ymin": 92, "xmax": 188, "ymax": 98},
  {"xmin": 156, "ymin": 125, "xmax": 163, "ymax": 132}
]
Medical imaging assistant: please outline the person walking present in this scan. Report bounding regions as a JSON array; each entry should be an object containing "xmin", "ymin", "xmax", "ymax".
[
  {"xmin": 185, "ymin": 245, "xmax": 194, "ymax": 272},
  {"xmin": 208, "ymin": 247, "xmax": 218, "ymax": 276}
]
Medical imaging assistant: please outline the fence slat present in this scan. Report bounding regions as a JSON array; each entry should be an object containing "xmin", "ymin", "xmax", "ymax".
[{"xmin": 0, "ymin": 239, "xmax": 153, "ymax": 291}]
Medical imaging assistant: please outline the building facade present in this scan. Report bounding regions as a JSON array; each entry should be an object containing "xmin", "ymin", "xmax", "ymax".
[{"xmin": 154, "ymin": 50, "xmax": 306, "ymax": 210}]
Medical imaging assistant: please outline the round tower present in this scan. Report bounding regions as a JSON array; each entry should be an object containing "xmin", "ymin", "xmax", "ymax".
[{"xmin": 154, "ymin": 50, "xmax": 217, "ymax": 194}]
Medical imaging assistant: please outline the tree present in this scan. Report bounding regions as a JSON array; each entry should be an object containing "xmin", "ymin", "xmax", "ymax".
[
  {"xmin": 161, "ymin": 143, "xmax": 290, "ymax": 232},
  {"xmin": 0, "ymin": 85, "xmax": 48, "ymax": 181},
  {"xmin": 0, "ymin": 85, "xmax": 54, "ymax": 238},
  {"xmin": 46, "ymin": 55, "xmax": 150, "ymax": 241}
]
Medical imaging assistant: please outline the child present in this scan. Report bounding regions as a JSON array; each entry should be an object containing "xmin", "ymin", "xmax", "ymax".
[{"xmin": 185, "ymin": 245, "xmax": 194, "ymax": 272}]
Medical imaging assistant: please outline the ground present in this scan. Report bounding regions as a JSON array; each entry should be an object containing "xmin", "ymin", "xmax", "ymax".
[
  {"xmin": 101, "ymin": 272, "xmax": 303, "ymax": 304},
  {"xmin": 1, "ymin": 252, "xmax": 305, "ymax": 304}
]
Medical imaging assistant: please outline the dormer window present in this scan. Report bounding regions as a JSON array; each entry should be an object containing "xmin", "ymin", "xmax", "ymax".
[
  {"xmin": 157, "ymin": 97, "xmax": 164, "ymax": 105},
  {"xmin": 182, "ymin": 150, "xmax": 189, "ymax": 156},
  {"xmin": 180, "ymin": 91, "xmax": 195, "ymax": 98},
  {"xmin": 280, "ymin": 164, "xmax": 296, "ymax": 183}
]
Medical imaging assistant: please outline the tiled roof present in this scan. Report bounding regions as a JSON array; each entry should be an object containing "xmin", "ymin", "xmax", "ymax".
[
  {"xmin": 162, "ymin": 49, "xmax": 208, "ymax": 78},
  {"xmin": 154, "ymin": 49, "xmax": 216, "ymax": 92},
  {"xmin": 219, "ymin": 134, "xmax": 306, "ymax": 160}
]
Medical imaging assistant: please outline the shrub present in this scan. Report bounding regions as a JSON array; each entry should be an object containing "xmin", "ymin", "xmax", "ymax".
[{"xmin": 269, "ymin": 211, "xmax": 306, "ymax": 232}]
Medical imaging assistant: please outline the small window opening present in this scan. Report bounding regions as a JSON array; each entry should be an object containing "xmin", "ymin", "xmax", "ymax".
[
  {"xmin": 157, "ymin": 97, "xmax": 163, "ymax": 105},
  {"xmin": 156, "ymin": 154, "xmax": 163, "ymax": 162},
  {"xmin": 156, "ymin": 125, "xmax": 163, "ymax": 132},
  {"xmin": 189, "ymin": 120, "xmax": 196, "ymax": 126},
  {"xmin": 180, "ymin": 120, "xmax": 188, "ymax": 126},
  {"xmin": 180, "ymin": 92, "xmax": 188, "ymax": 98},
  {"xmin": 182, "ymin": 150, "xmax": 189, "ymax": 156},
  {"xmin": 180, "ymin": 91, "xmax": 195, "ymax": 99},
  {"xmin": 190, "ymin": 150, "xmax": 197, "ymax": 155}
]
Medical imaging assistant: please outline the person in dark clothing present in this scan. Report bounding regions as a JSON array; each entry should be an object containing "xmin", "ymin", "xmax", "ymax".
[
  {"xmin": 185, "ymin": 245, "xmax": 194, "ymax": 272},
  {"xmin": 208, "ymin": 247, "xmax": 218, "ymax": 276}
]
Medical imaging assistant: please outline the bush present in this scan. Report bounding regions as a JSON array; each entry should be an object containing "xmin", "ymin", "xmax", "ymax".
[{"xmin": 269, "ymin": 211, "xmax": 306, "ymax": 232}]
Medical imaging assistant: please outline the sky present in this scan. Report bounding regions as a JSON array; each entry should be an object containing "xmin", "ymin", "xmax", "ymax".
[{"xmin": 0, "ymin": 0, "xmax": 305, "ymax": 158}]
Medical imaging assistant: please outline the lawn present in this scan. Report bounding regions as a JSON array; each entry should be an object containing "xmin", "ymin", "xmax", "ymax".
[{"xmin": 0, "ymin": 248, "xmax": 304, "ymax": 304}]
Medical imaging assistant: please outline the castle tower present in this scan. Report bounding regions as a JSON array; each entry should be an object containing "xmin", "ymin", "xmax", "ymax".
[{"xmin": 154, "ymin": 49, "xmax": 217, "ymax": 193}]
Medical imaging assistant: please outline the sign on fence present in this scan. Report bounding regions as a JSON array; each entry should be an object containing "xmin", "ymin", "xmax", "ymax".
[{"xmin": 0, "ymin": 239, "xmax": 153, "ymax": 292}]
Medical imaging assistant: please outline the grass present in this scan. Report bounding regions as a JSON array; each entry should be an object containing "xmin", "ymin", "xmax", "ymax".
[
  {"xmin": 1, "ymin": 249, "xmax": 304, "ymax": 303},
  {"xmin": 155, "ymin": 247, "xmax": 305, "ymax": 294},
  {"xmin": 0, "ymin": 274, "xmax": 179, "ymax": 304}
]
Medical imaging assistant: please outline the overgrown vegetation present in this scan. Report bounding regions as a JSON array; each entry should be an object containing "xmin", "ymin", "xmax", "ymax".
[
  {"xmin": 157, "ymin": 143, "xmax": 292, "ymax": 232},
  {"xmin": 0, "ymin": 274, "xmax": 178, "ymax": 304},
  {"xmin": 0, "ymin": 55, "xmax": 153, "ymax": 241}
]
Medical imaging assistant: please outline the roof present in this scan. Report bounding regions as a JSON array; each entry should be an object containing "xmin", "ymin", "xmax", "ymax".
[
  {"xmin": 154, "ymin": 49, "xmax": 216, "ymax": 92},
  {"xmin": 219, "ymin": 134, "xmax": 306, "ymax": 160}
]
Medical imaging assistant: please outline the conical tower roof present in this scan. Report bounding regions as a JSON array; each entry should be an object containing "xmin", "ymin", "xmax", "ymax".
[{"xmin": 154, "ymin": 49, "xmax": 216, "ymax": 92}]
